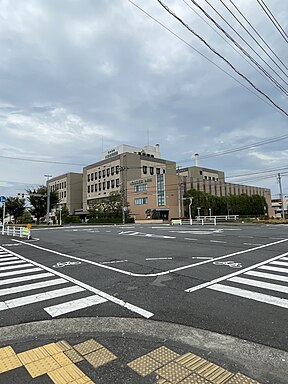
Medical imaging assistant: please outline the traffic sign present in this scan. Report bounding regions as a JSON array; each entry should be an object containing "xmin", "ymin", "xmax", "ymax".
[{"xmin": 0, "ymin": 196, "xmax": 6, "ymax": 203}]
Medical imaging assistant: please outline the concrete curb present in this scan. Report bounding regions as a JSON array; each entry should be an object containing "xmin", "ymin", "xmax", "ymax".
[{"xmin": 0, "ymin": 317, "xmax": 287, "ymax": 383}]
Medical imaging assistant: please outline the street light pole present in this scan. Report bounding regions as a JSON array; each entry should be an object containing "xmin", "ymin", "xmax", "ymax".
[
  {"xmin": 44, "ymin": 174, "xmax": 52, "ymax": 224},
  {"xmin": 189, "ymin": 197, "xmax": 193, "ymax": 225}
]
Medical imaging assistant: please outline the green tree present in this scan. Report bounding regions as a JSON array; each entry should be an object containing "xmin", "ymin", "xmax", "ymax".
[
  {"xmin": 21, "ymin": 210, "xmax": 33, "ymax": 224},
  {"xmin": 27, "ymin": 186, "xmax": 59, "ymax": 225},
  {"xmin": 88, "ymin": 192, "xmax": 126, "ymax": 219},
  {"xmin": 5, "ymin": 197, "xmax": 25, "ymax": 223}
]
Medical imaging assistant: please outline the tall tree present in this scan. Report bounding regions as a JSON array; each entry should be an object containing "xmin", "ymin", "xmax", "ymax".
[
  {"xmin": 5, "ymin": 197, "xmax": 25, "ymax": 223},
  {"xmin": 27, "ymin": 186, "xmax": 59, "ymax": 224}
]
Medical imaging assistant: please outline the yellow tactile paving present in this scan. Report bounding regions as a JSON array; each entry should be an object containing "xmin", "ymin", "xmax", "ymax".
[
  {"xmin": 43, "ymin": 342, "xmax": 63, "ymax": 356},
  {"xmin": 64, "ymin": 348, "xmax": 84, "ymax": 363},
  {"xmin": 53, "ymin": 352, "xmax": 73, "ymax": 367},
  {"xmin": 148, "ymin": 346, "xmax": 180, "ymax": 364},
  {"xmin": 194, "ymin": 361, "xmax": 233, "ymax": 383},
  {"xmin": 18, "ymin": 346, "xmax": 50, "ymax": 364},
  {"xmin": 84, "ymin": 347, "xmax": 117, "ymax": 368},
  {"xmin": 156, "ymin": 361, "xmax": 191, "ymax": 383},
  {"xmin": 178, "ymin": 372, "xmax": 213, "ymax": 383},
  {"xmin": 56, "ymin": 340, "xmax": 73, "ymax": 352},
  {"xmin": 0, "ymin": 355, "xmax": 22, "ymax": 374},
  {"xmin": 0, "ymin": 346, "xmax": 16, "ymax": 359},
  {"xmin": 48, "ymin": 363, "xmax": 87, "ymax": 383},
  {"xmin": 225, "ymin": 372, "xmax": 261, "ymax": 384},
  {"xmin": 73, "ymin": 339, "xmax": 103, "ymax": 355},
  {"xmin": 128, "ymin": 354, "xmax": 163, "ymax": 376},
  {"xmin": 24, "ymin": 355, "xmax": 61, "ymax": 378}
]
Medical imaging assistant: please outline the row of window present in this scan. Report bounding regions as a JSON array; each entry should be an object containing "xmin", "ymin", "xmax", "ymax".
[
  {"xmin": 59, "ymin": 191, "xmax": 67, "ymax": 199},
  {"xmin": 50, "ymin": 182, "xmax": 66, "ymax": 191},
  {"xmin": 88, "ymin": 166, "xmax": 120, "ymax": 182},
  {"xmin": 204, "ymin": 176, "xmax": 218, "ymax": 181},
  {"xmin": 142, "ymin": 166, "xmax": 164, "ymax": 175},
  {"xmin": 88, "ymin": 179, "xmax": 120, "ymax": 193},
  {"xmin": 135, "ymin": 197, "xmax": 148, "ymax": 205}
]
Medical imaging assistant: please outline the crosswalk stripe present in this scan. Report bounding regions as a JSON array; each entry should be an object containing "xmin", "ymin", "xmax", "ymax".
[
  {"xmin": 1, "ymin": 286, "xmax": 85, "ymax": 310},
  {"xmin": 0, "ymin": 254, "xmax": 11, "ymax": 257},
  {"xmin": 229, "ymin": 276, "xmax": 288, "ymax": 294},
  {"xmin": 0, "ymin": 272, "xmax": 54, "ymax": 287},
  {"xmin": 0, "ymin": 263, "xmax": 33, "ymax": 272},
  {"xmin": 44, "ymin": 294, "xmax": 108, "ymax": 317},
  {"xmin": 0, "ymin": 257, "xmax": 19, "ymax": 262},
  {"xmin": 0, "ymin": 267, "xmax": 42, "ymax": 278},
  {"xmin": 245, "ymin": 271, "xmax": 288, "ymax": 283},
  {"xmin": 259, "ymin": 265, "xmax": 288, "ymax": 274},
  {"xmin": 0, "ymin": 260, "xmax": 26, "ymax": 267},
  {"xmin": 0, "ymin": 278, "xmax": 68, "ymax": 297},
  {"xmin": 281, "ymin": 257, "xmax": 288, "ymax": 261},
  {"xmin": 208, "ymin": 284, "xmax": 288, "ymax": 309},
  {"xmin": 271, "ymin": 261, "xmax": 288, "ymax": 267}
]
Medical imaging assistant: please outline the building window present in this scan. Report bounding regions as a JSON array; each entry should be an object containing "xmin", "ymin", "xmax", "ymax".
[
  {"xmin": 150, "ymin": 167, "xmax": 154, "ymax": 175},
  {"xmin": 116, "ymin": 166, "xmax": 119, "ymax": 174},
  {"xmin": 156, "ymin": 168, "xmax": 160, "ymax": 174},
  {"xmin": 163, "ymin": 169, "xmax": 165, "ymax": 174},
  {"xmin": 135, "ymin": 197, "xmax": 148, "ymax": 205},
  {"xmin": 116, "ymin": 178, "xmax": 120, "ymax": 187},
  {"xmin": 107, "ymin": 168, "xmax": 110, "ymax": 177},
  {"xmin": 91, "ymin": 185, "xmax": 94, "ymax": 193},
  {"xmin": 95, "ymin": 172, "xmax": 97, "ymax": 180},
  {"xmin": 143, "ymin": 166, "xmax": 147, "ymax": 174},
  {"xmin": 64, "ymin": 182, "xmax": 66, "ymax": 188},
  {"xmin": 157, "ymin": 174, "xmax": 165, "ymax": 206},
  {"xmin": 111, "ymin": 167, "xmax": 115, "ymax": 175},
  {"xmin": 102, "ymin": 169, "xmax": 106, "ymax": 178},
  {"xmin": 88, "ymin": 186, "xmax": 90, "ymax": 193},
  {"xmin": 99, "ymin": 183, "xmax": 101, "ymax": 191},
  {"xmin": 107, "ymin": 181, "xmax": 110, "ymax": 189},
  {"xmin": 88, "ymin": 174, "xmax": 90, "ymax": 182},
  {"xmin": 98, "ymin": 171, "xmax": 101, "ymax": 179},
  {"xmin": 134, "ymin": 184, "xmax": 147, "ymax": 192},
  {"xmin": 95, "ymin": 184, "xmax": 97, "ymax": 192},
  {"xmin": 91, "ymin": 173, "xmax": 94, "ymax": 181},
  {"xmin": 200, "ymin": 171, "xmax": 203, "ymax": 175},
  {"xmin": 64, "ymin": 191, "xmax": 66, "ymax": 198},
  {"xmin": 111, "ymin": 180, "xmax": 115, "ymax": 188},
  {"xmin": 103, "ymin": 182, "xmax": 106, "ymax": 190}
]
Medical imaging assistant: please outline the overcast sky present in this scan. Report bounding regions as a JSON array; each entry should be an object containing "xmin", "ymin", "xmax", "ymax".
[{"xmin": 0, "ymin": 0, "xmax": 287, "ymax": 200}]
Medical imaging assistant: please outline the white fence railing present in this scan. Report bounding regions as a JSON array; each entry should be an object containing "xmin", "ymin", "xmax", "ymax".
[
  {"xmin": 171, "ymin": 215, "xmax": 239, "ymax": 226},
  {"xmin": 1, "ymin": 226, "xmax": 31, "ymax": 239}
]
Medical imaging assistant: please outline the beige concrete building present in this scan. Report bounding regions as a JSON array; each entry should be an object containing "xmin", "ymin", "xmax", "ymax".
[{"xmin": 48, "ymin": 172, "xmax": 83, "ymax": 214}]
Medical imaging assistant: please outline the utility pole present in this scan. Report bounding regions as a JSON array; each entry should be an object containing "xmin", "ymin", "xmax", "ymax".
[
  {"xmin": 277, "ymin": 173, "xmax": 285, "ymax": 220},
  {"xmin": 45, "ymin": 174, "xmax": 52, "ymax": 224},
  {"xmin": 120, "ymin": 166, "xmax": 127, "ymax": 225},
  {"xmin": 177, "ymin": 167, "xmax": 182, "ymax": 218}
]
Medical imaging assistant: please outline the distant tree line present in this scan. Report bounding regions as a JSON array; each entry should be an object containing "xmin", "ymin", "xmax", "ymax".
[{"xmin": 184, "ymin": 189, "xmax": 267, "ymax": 217}]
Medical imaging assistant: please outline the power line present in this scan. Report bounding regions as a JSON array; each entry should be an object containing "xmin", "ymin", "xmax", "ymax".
[
  {"xmin": 228, "ymin": 0, "xmax": 288, "ymax": 73},
  {"xmin": 256, "ymin": 0, "xmax": 288, "ymax": 44},
  {"xmin": 127, "ymin": 0, "xmax": 287, "ymax": 117},
  {"xmin": 156, "ymin": 0, "xmax": 288, "ymax": 116},
  {"xmin": 0, "ymin": 155, "xmax": 84, "ymax": 167}
]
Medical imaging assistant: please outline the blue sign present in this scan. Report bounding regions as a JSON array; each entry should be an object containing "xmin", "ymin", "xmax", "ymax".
[{"xmin": 0, "ymin": 196, "xmax": 6, "ymax": 203}]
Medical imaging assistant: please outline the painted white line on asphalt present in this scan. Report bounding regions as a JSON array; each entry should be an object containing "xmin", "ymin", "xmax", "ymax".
[
  {"xmin": 146, "ymin": 257, "xmax": 173, "ymax": 261},
  {"xmin": 44, "ymin": 294, "xmax": 107, "ymax": 317},
  {"xmin": 207, "ymin": 284, "xmax": 288, "ymax": 309},
  {"xmin": 0, "ymin": 257, "xmax": 20, "ymax": 262},
  {"xmin": 210, "ymin": 240, "xmax": 227, "ymax": 244},
  {"xmin": 259, "ymin": 265, "xmax": 288, "ymax": 274},
  {"xmin": 243, "ymin": 243, "xmax": 262, "ymax": 246},
  {"xmin": 101, "ymin": 260, "xmax": 128, "ymax": 264},
  {"xmin": 269, "ymin": 237, "xmax": 285, "ymax": 240},
  {"xmin": 13, "ymin": 238, "xmax": 288, "ymax": 278},
  {"xmin": 239, "ymin": 236, "xmax": 254, "ymax": 238},
  {"xmin": 191, "ymin": 257, "xmax": 213, "ymax": 260},
  {"xmin": 0, "ymin": 272, "xmax": 54, "ymax": 287},
  {"xmin": 184, "ymin": 238, "xmax": 198, "ymax": 241},
  {"xmin": 281, "ymin": 257, "xmax": 288, "ymax": 261},
  {"xmin": 0, "ymin": 260, "xmax": 26, "ymax": 267},
  {"xmin": 229, "ymin": 276, "xmax": 288, "ymax": 294},
  {"xmin": 185, "ymin": 250, "xmax": 288, "ymax": 292},
  {"xmin": 2, "ymin": 286, "xmax": 85, "ymax": 310},
  {"xmin": 245, "ymin": 271, "xmax": 288, "ymax": 283},
  {"xmin": 271, "ymin": 261, "xmax": 288, "ymax": 267},
  {"xmin": 0, "ymin": 263, "xmax": 33, "ymax": 272},
  {"xmin": 0, "ymin": 278, "xmax": 68, "ymax": 297},
  {"xmin": 0, "ymin": 267, "xmax": 42, "ymax": 278},
  {"xmin": 1, "ymin": 246, "xmax": 154, "ymax": 319}
]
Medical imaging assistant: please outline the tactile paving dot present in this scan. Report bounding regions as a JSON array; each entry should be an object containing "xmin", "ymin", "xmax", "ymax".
[
  {"xmin": 0, "ymin": 355, "xmax": 22, "ymax": 373},
  {"xmin": 84, "ymin": 347, "xmax": 117, "ymax": 369},
  {"xmin": 0, "ymin": 346, "xmax": 16, "ymax": 359},
  {"xmin": 73, "ymin": 339, "xmax": 103, "ymax": 355},
  {"xmin": 148, "ymin": 346, "xmax": 180, "ymax": 364},
  {"xmin": 24, "ymin": 356, "xmax": 60, "ymax": 378},
  {"xmin": 156, "ymin": 362, "xmax": 191, "ymax": 383},
  {"xmin": 225, "ymin": 372, "xmax": 261, "ymax": 384},
  {"xmin": 128, "ymin": 355, "xmax": 163, "ymax": 377},
  {"xmin": 48, "ymin": 363, "xmax": 88, "ymax": 383},
  {"xmin": 52, "ymin": 352, "xmax": 73, "ymax": 367},
  {"xmin": 179, "ymin": 372, "xmax": 213, "ymax": 383},
  {"xmin": 64, "ymin": 348, "xmax": 84, "ymax": 363},
  {"xmin": 56, "ymin": 340, "xmax": 72, "ymax": 352}
]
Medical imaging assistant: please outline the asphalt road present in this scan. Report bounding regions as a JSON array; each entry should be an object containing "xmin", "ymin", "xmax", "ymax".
[{"xmin": 0, "ymin": 223, "xmax": 287, "ymax": 351}]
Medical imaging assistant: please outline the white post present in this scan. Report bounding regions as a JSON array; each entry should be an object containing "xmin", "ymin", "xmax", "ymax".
[
  {"xmin": 189, "ymin": 197, "xmax": 193, "ymax": 225},
  {"xmin": 13, "ymin": 226, "xmax": 16, "ymax": 236},
  {"xmin": 209, "ymin": 208, "xmax": 212, "ymax": 220},
  {"xmin": 214, "ymin": 217, "xmax": 216, "ymax": 226},
  {"xmin": 201, "ymin": 218, "xmax": 204, "ymax": 226}
]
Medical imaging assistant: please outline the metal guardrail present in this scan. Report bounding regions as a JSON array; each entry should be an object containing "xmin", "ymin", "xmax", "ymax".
[
  {"xmin": 1, "ymin": 226, "xmax": 31, "ymax": 239},
  {"xmin": 171, "ymin": 215, "xmax": 239, "ymax": 226}
]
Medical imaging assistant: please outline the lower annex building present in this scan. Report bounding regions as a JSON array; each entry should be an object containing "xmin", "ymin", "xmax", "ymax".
[{"xmin": 47, "ymin": 145, "xmax": 273, "ymax": 221}]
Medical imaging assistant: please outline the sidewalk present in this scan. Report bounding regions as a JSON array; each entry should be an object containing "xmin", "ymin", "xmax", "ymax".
[{"xmin": 0, "ymin": 318, "xmax": 287, "ymax": 384}]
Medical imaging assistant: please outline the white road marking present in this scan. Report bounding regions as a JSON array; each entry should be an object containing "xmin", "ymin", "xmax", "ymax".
[
  {"xmin": 185, "ymin": 250, "xmax": 288, "ymax": 292},
  {"xmin": 229, "ymin": 276, "xmax": 288, "ymax": 294},
  {"xmin": 271, "ymin": 261, "xmax": 288, "ymax": 267},
  {"xmin": 0, "ymin": 257, "xmax": 20, "ymax": 262},
  {"xmin": 0, "ymin": 263, "xmax": 33, "ymax": 272},
  {"xmin": 1, "ymin": 286, "xmax": 85, "ymax": 310},
  {"xmin": 44, "ymin": 294, "xmax": 107, "ymax": 317},
  {"xmin": 0, "ymin": 260, "xmax": 26, "ymax": 267},
  {"xmin": 245, "ymin": 271, "xmax": 288, "ymax": 283},
  {"xmin": 0, "ymin": 267, "xmax": 42, "ymax": 278},
  {"xmin": 207, "ymin": 284, "xmax": 288, "ymax": 309},
  {"xmin": 243, "ymin": 243, "xmax": 262, "ymax": 246},
  {"xmin": 210, "ymin": 240, "xmax": 227, "ymax": 244},
  {"xmin": 0, "ymin": 278, "xmax": 68, "ymax": 297},
  {"xmin": 13, "ymin": 238, "xmax": 288, "ymax": 278},
  {"xmin": 146, "ymin": 257, "xmax": 173, "ymax": 261},
  {"xmin": 101, "ymin": 260, "xmax": 128, "ymax": 264},
  {"xmin": 0, "ymin": 272, "xmax": 54, "ymax": 287},
  {"xmin": 259, "ymin": 265, "xmax": 288, "ymax": 274},
  {"xmin": 184, "ymin": 238, "xmax": 198, "ymax": 241},
  {"xmin": 239, "ymin": 236, "xmax": 254, "ymax": 238},
  {"xmin": 0, "ymin": 246, "xmax": 154, "ymax": 319},
  {"xmin": 191, "ymin": 257, "xmax": 213, "ymax": 260},
  {"xmin": 281, "ymin": 257, "xmax": 288, "ymax": 261}
]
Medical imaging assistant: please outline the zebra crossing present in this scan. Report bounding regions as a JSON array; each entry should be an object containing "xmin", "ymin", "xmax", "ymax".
[
  {"xmin": 0, "ymin": 247, "xmax": 153, "ymax": 319},
  {"xmin": 207, "ymin": 253, "xmax": 288, "ymax": 309}
]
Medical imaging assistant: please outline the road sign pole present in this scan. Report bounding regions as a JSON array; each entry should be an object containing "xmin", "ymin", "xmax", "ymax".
[{"xmin": 2, "ymin": 201, "xmax": 5, "ymax": 235}]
